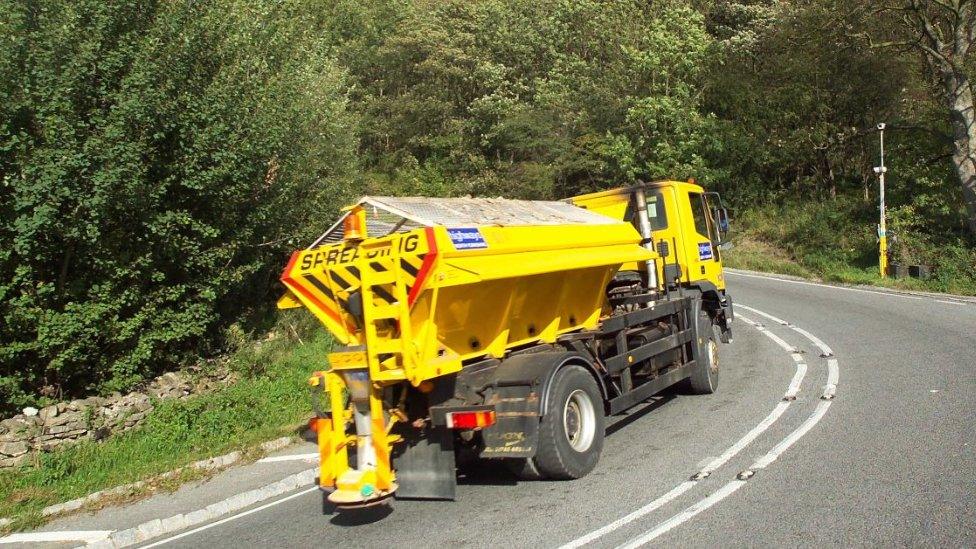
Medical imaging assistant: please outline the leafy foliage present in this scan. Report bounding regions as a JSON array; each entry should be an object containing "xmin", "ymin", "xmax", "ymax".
[
  {"xmin": 0, "ymin": 0, "xmax": 357, "ymax": 413},
  {"xmin": 346, "ymin": 0, "xmax": 715, "ymax": 197}
]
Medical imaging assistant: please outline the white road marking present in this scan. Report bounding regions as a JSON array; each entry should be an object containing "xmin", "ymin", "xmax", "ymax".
[
  {"xmin": 821, "ymin": 358, "xmax": 839, "ymax": 399},
  {"xmin": 725, "ymin": 269, "xmax": 972, "ymax": 305},
  {"xmin": 726, "ymin": 270, "xmax": 970, "ymax": 305},
  {"xmin": 758, "ymin": 326, "xmax": 796, "ymax": 353},
  {"xmin": 788, "ymin": 325, "xmax": 834, "ymax": 356},
  {"xmin": 738, "ymin": 316, "xmax": 796, "ymax": 353},
  {"xmin": 257, "ymin": 453, "xmax": 319, "ymax": 463},
  {"xmin": 558, "ymin": 482, "xmax": 697, "ymax": 549},
  {"xmin": 784, "ymin": 354, "xmax": 807, "ymax": 400},
  {"xmin": 748, "ymin": 400, "xmax": 832, "ymax": 471},
  {"xmin": 0, "ymin": 530, "xmax": 113, "ymax": 544},
  {"xmin": 140, "ymin": 486, "xmax": 319, "ymax": 548},
  {"xmin": 737, "ymin": 304, "xmax": 834, "ymax": 356},
  {"xmin": 695, "ymin": 401, "xmax": 790, "ymax": 480},
  {"xmin": 616, "ymin": 481, "xmax": 747, "ymax": 549},
  {"xmin": 561, "ymin": 310, "xmax": 817, "ymax": 548},
  {"xmin": 609, "ymin": 312, "xmax": 841, "ymax": 548},
  {"xmin": 826, "ymin": 358, "xmax": 839, "ymax": 386}
]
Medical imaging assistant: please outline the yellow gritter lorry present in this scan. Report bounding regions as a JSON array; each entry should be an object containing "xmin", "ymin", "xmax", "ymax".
[{"xmin": 278, "ymin": 180, "xmax": 733, "ymax": 508}]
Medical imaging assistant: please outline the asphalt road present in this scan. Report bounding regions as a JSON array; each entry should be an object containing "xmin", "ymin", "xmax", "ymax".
[
  {"xmin": 12, "ymin": 271, "xmax": 975, "ymax": 548},
  {"xmin": 125, "ymin": 272, "xmax": 974, "ymax": 548}
]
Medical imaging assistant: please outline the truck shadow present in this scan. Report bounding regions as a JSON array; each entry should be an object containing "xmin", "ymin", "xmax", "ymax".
[
  {"xmin": 319, "ymin": 388, "xmax": 679, "ymax": 525},
  {"xmin": 605, "ymin": 390, "xmax": 677, "ymax": 436},
  {"xmin": 322, "ymin": 496, "xmax": 394, "ymax": 525}
]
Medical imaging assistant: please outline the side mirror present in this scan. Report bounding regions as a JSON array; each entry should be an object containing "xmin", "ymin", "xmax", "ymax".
[{"xmin": 713, "ymin": 207, "xmax": 730, "ymax": 234}]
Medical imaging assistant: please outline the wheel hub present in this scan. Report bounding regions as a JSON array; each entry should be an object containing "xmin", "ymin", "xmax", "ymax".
[
  {"xmin": 708, "ymin": 340, "xmax": 719, "ymax": 373},
  {"xmin": 563, "ymin": 389, "xmax": 596, "ymax": 452}
]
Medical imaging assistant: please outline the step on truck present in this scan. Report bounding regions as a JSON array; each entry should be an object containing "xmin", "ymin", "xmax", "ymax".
[{"xmin": 278, "ymin": 180, "xmax": 734, "ymax": 508}]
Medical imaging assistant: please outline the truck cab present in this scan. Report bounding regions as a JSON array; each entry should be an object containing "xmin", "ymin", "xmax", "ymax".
[
  {"xmin": 570, "ymin": 180, "xmax": 729, "ymax": 292},
  {"xmin": 570, "ymin": 180, "xmax": 733, "ymax": 340}
]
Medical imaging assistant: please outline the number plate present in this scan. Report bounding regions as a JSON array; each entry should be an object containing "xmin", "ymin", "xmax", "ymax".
[{"xmin": 328, "ymin": 350, "xmax": 368, "ymax": 369}]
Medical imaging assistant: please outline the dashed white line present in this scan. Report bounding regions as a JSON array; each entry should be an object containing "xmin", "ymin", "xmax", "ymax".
[{"xmin": 0, "ymin": 531, "xmax": 113, "ymax": 544}]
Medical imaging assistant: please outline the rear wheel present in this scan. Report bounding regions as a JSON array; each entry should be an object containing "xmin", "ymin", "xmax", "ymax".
[
  {"xmin": 687, "ymin": 309, "xmax": 720, "ymax": 394},
  {"xmin": 533, "ymin": 365, "xmax": 605, "ymax": 480}
]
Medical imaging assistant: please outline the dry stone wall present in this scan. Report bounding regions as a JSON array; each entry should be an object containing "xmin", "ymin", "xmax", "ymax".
[{"xmin": 0, "ymin": 369, "xmax": 236, "ymax": 468}]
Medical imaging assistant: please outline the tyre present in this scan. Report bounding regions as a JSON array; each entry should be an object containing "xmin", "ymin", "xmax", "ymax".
[
  {"xmin": 687, "ymin": 308, "xmax": 720, "ymax": 394},
  {"xmin": 533, "ymin": 364, "xmax": 605, "ymax": 480}
]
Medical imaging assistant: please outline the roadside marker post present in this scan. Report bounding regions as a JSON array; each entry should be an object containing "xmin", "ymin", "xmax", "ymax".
[{"xmin": 874, "ymin": 123, "xmax": 888, "ymax": 278}]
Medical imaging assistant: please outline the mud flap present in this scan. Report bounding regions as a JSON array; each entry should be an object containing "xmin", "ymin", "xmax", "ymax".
[
  {"xmin": 719, "ymin": 294, "xmax": 734, "ymax": 343},
  {"xmin": 393, "ymin": 425, "xmax": 457, "ymax": 500},
  {"xmin": 479, "ymin": 386, "xmax": 540, "ymax": 458}
]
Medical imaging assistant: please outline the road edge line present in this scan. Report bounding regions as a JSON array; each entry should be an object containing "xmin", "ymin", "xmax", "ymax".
[
  {"xmin": 725, "ymin": 268, "xmax": 976, "ymax": 304},
  {"xmin": 85, "ymin": 468, "xmax": 317, "ymax": 548},
  {"xmin": 138, "ymin": 486, "xmax": 320, "ymax": 548},
  {"xmin": 32, "ymin": 437, "xmax": 294, "ymax": 521}
]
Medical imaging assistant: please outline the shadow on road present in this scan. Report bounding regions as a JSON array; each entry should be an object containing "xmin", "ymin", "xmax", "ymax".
[
  {"xmin": 605, "ymin": 391, "xmax": 677, "ymax": 437},
  {"xmin": 457, "ymin": 459, "xmax": 518, "ymax": 486},
  {"xmin": 322, "ymin": 494, "xmax": 394, "ymax": 526},
  {"xmin": 314, "ymin": 388, "xmax": 680, "ymax": 525}
]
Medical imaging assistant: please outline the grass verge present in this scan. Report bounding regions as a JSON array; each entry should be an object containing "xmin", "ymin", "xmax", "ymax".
[
  {"xmin": 0, "ymin": 312, "xmax": 330, "ymax": 533},
  {"xmin": 724, "ymin": 198, "xmax": 976, "ymax": 296}
]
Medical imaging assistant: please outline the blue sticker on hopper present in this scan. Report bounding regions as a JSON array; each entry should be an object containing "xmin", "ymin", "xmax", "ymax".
[
  {"xmin": 448, "ymin": 227, "xmax": 488, "ymax": 249},
  {"xmin": 698, "ymin": 242, "xmax": 713, "ymax": 260}
]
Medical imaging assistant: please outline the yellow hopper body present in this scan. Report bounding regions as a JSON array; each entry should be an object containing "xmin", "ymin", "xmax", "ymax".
[{"xmin": 279, "ymin": 196, "xmax": 652, "ymax": 503}]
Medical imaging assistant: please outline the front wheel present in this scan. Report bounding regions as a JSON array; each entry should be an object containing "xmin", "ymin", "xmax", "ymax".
[
  {"xmin": 687, "ymin": 309, "xmax": 720, "ymax": 394},
  {"xmin": 533, "ymin": 364, "xmax": 605, "ymax": 480}
]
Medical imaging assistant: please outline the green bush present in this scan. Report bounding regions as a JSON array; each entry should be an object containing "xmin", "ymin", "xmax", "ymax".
[
  {"xmin": 727, "ymin": 196, "xmax": 976, "ymax": 295},
  {"xmin": 0, "ymin": 314, "xmax": 330, "ymax": 529},
  {"xmin": 0, "ymin": 0, "xmax": 357, "ymax": 414}
]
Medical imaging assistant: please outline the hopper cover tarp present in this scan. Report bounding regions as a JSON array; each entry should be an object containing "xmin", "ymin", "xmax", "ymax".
[{"xmin": 361, "ymin": 196, "xmax": 620, "ymax": 227}]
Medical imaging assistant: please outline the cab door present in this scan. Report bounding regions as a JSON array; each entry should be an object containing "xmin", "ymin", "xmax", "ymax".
[{"xmin": 683, "ymin": 190, "xmax": 723, "ymax": 288}]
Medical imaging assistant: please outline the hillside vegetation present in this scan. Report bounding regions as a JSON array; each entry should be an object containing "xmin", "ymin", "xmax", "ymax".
[{"xmin": 2, "ymin": 0, "xmax": 974, "ymax": 415}]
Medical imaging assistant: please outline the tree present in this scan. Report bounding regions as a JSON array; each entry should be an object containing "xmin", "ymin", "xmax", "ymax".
[
  {"xmin": 0, "ymin": 0, "xmax": 358, "ymax": 413},
  {"xmin": 347, "ymin": 0, "xmax": 715, "ymax": 198},
  {"xmin": 704, "ymin": 1, "xmax": 907, "ymax": 202},
  {"xmin": 873, "ymin": 0, "xmax": 976, "ymax": 236}
]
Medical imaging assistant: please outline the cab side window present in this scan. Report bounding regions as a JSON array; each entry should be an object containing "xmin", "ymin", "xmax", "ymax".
[
  {"xmin": 690, "ymin": 192, "xmax": 714, "ymax": 241},
  {"xmin": 627, "ymin": 191, "xmax": 668, "ymax": 231},
  {"xmin": 647, "ymin": 192, "xmax": 668, "ymax": 230}
]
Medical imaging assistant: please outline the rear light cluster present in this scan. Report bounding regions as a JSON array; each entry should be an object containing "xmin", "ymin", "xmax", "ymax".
[{"xmin": 445, "ymin": 410, "xmax": 496, "ymax": 430}]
